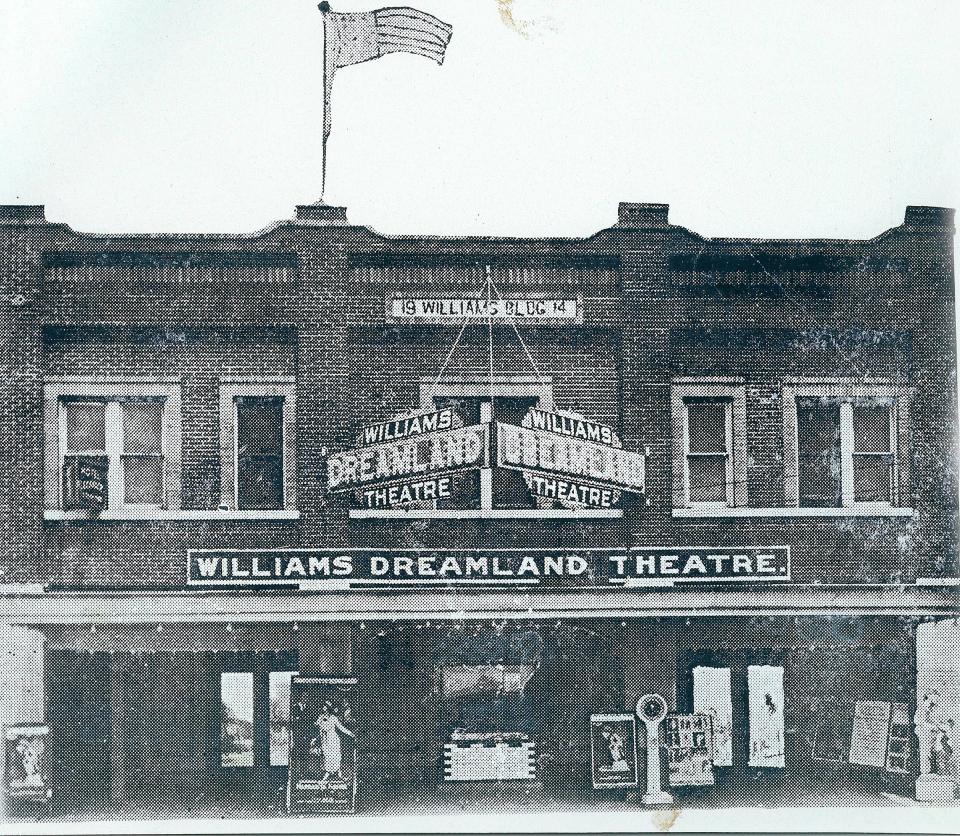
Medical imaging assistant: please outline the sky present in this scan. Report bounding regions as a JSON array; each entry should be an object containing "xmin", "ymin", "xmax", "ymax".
[{"xmin": 1, "ymin": 0, "xmax": 958, "ymax": 241}]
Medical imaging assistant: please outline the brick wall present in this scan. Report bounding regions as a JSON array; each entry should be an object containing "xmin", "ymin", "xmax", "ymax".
[{"xmin": 0, "ymin": 203, "xmax": 954, "ymax": 588}]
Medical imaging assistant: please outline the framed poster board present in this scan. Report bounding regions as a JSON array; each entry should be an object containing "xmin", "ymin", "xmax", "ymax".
[
  {"xmin": 848, "ymin": 700, "xmax": 891, "ymax": 768},
  {"xmin": 885, "ymin": 702, "xmax": 911, "ymax": 774},
  {"xmin": 665, "ymin": 714, "xmax": 715, "ymax": 787},
  {"xmin": 590, "ymin": 714, "xmax": 639, "ymax": 788},
  {"xmin": 811, "ymin": 703, "xmax": 853, "ymax": 765},
  {"xmin": 4, "ymin": 725, "xmax": 51, "ymax": 802},
  {"xmin": 286, "ymin": 677, "xmax": 358, "ymax": 815}
]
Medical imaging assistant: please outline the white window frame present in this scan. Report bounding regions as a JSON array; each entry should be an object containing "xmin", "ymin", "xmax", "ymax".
[
  {"xmin": 44, "ymin": 379, "xmax": 182, "ymax": 513},
  {"xmin": 219, "ymin": 378, "xmax": 296, "ymax": 512},
  {"xmin": 672, "ymin": 379, "xmax": 747, "ymax": 509},
  {"xmin": 783, "ymin": 380, "xmax": 909, "ymax": 509}
]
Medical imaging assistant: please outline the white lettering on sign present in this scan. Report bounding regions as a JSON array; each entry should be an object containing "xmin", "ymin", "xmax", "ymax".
[
  {"xmin": 524, "ymin": 408, "xmax": 616, "ymax": 446},
  {"xmin": 357, "ymin": 409, "xmax": 455, "ymax": 446},
  {"xmin": 606, "ymin": 548, "xmax": 790, "ymax": 581},
  {"xmin": 525, "ymin": 474, "xmax": 617, "ymax": 508},
  {"xmin": 388, "ymin": 297, "xmax": 580, "ymax": 322},
  {"xmin": 496, "ymin": 422, "xmax": 645, "ymax": 492},
  {"xmin": 359, "ymin": 476, "xmax": 453, "ymax": 508},
  {"xmin": 327, "ymin": 425, "xmax": 486, "ymax": 492}
]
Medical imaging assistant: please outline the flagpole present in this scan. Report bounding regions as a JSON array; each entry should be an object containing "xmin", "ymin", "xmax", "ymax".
[{"xmin": 318, "ymin": 2, "xmax": 331, "ymax": 200}]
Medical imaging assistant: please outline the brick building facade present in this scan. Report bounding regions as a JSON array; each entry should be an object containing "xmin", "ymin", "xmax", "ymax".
[{"xmin": 0, "ymin": 200, "xmax": 957, "ymax": 816}]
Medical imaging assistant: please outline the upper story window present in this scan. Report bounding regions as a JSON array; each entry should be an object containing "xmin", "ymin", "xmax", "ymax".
[
  {"xmin": 784, "ymin": 381, "xmax": 907, "ymax": 509},
  {"xmin": 45, "ymin": 380, "xmax": 181, "ymax": 513},
  {"xmin": 795, "ymin": 395, "xmax": 896, "ymax": 507},
  {"xmin": 672, "ymin": 379, "xmax": 747, "ymax": 509},
  {"xmin": 219, "ymin": 379, "xmax": 296, "ymax": 512}
]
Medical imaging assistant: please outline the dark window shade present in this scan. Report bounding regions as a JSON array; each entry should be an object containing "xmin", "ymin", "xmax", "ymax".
[
  {"xmin": 236, "ymin": 397, "xmax": 284, "ymax": 510},
  {"xmin": 686, "ymin": 399, "xmax": 728, "ymax": 454},
  {"xmin": 688, "ymin": 456, "xmax": 728, "ymax": 503},
  {"xmin": 797, "ymin": 398, "xmax": 841, "ymax": 507}
]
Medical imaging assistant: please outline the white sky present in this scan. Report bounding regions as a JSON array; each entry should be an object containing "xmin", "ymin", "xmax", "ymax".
[{"xmin": 1, "ymin": 0, "xmax": 958, "ymax": 240}]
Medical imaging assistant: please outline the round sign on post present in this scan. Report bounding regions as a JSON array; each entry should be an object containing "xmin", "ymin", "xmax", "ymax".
[{"xmin": 635, "ymin": 694, "xmax": 674, "ymax": 807}]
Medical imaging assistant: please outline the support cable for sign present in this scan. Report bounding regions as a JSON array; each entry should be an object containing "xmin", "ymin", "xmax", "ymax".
[
  {"xmin": 486, "ymin": 265, "xmax": 495, "ymax": 405},
  {"xmin": 425, "ymin": 317, "xmax": 471, "ymax": 405},
  {"xmin": 488, "ymin": 272, "xmax": 551, "ymax": 389}
]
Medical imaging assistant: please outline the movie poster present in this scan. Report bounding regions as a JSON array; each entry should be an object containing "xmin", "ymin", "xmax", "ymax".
[
  {"xmin": 4, "ymin": 725, "xmax": 51, "ymax": 802},
  {"xmin": 748, "ymin": 665, "xmax": 785, "ymax": 768},
  {"xmin": 692, "ymin": 666, "xmax": 733, "ymax": 767},
  {"xmin": 287, "ymin": 677, "xmax": 358, "ymax": 815},
  {"xmin": 589, "ymin": 714, "xmax": 639, "ymax": 788},
  {"xmin": 665, "ymin": 714, "xmax": 715, "ymax": 787},
  {"xmin": 848, "ymin": 700, "xmax": 891, "ymax": 768}
]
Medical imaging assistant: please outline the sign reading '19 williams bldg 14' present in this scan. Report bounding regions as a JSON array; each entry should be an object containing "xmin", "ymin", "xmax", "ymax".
[{"xmin": 0, "ymin": 1, "xmax": 958, "ymax": 828}]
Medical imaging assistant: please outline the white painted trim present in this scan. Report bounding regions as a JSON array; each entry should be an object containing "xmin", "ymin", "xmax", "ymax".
[
  {"xmin": 915, "ymin": 577, "xmax": 960, "ymax": 587},
  {"xmin": 350, "ymin": 508, "xmax": 622, "ymax": 520},
  {"xmin": 672, "ymin": 506, "xmax": 914, "ymax": 518},
  {"xmin": 44, "ymin": 509, "xmax": 300, "ymax": 522},
  {"xmin": 44, "ymin": 376, "xmax": 181, "ymax": 384}
]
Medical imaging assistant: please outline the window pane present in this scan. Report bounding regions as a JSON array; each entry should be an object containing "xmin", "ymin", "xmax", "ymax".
[
  {"xmin": 237, "ymin": 398, "xmax": 284, "ymax": 510},
  {"xmin": 688, "ymin": 455, "xmax": 728, "ymax": 503},
  {"xmin": 853, "ymin": 402, "xmax": 891, "ymax": 453},
  {"xmin": 236, "ymin": 397, "xmax": 283, "ymax": 457},
  {"xmin": 122, "ymin": 400, "xmax": 163, "ymax": 454},
  {"xmin": 123, "ymin": 456, "xmax": 163, "ymax": 504},
  {"xmin": 797, "ymin": 398, "xmax": 841, "ymax": 507},
  {"xmin": 269, "ymin": 671, "xmax": 299, "ymax": 767},
  {"xmin": 65, "ymin": 402, "xmax": 106, "ymax": 452},
  {"xmin": 854, "ymin": 454, "xmax": 892, "ymax": 503},
  {"xmin": 687, "ymin": 400, "xmax": 727, "ymax": 454},
  {"xmin": 221, "ymin": 672, "xmax": 254, "ymax": 767}
]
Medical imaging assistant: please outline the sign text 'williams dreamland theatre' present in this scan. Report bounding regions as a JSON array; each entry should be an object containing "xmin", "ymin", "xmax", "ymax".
[
  {"xmin": 187, "ymin": 547, "xmax": 791, "ymax": 586},
  {"xmin": 325, "ymin": 406, "xmax": 647, "ymax": 509}
]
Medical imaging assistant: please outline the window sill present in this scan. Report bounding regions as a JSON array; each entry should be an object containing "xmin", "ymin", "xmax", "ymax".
[
  {"xmin": 672, "ymin": 506, "xmax": 914, "ymax": 518},
  {"xmin": 44, "ymin": 509, "xmax": 300, "ymax": 522},
  {"xmin": 349, "ymin": 508, "xmax": 623, "ymax": 520}
]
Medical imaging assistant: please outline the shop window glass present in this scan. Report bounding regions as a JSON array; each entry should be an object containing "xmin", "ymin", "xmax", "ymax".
[
  {"xmin": 236, "ymin": 396, "xmax": 284, "ymax": 510},
  {"xmin": 796, "ymin": 397, "xmax": 842, "ymax": 507},
  {"xmin": 220, "ymin": 672, "xmax": 254, "ymax": 767},
  {"xmin": 685, "ymin": 398, "xmax": 731, "ymax": 504},
  {"xmin": 442, "ymin": 664, "xmax": 537, "ymax": 734},
  {"xmin": 269, "ymin": 670, "xmax": 299, "ymax": 766}
]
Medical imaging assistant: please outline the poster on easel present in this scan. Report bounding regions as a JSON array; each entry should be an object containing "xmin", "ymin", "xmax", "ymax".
[
  {"xmin": 286, "ymin": 677, "xmax": 358, "ymax": 815},
  {"xmin": 665, "ymin": 714, "xmax": 715, "ymax": 787},
  {"xmin": 589, "ymin": 714, "xmax": 639, "ymax": 788},
  {"xmin": 848, "ymin": 700, "xmax": 891, "ymax": 768},
  {"xmin": 4, "ymin": 725, "xmax": 51, "ymax": 803}
]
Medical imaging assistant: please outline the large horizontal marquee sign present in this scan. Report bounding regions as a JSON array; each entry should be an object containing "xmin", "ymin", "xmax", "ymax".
[
  {"xmin": 187, "ymin": 547, "xmax": 791, "ymax": 586},
  {"xmin": 387, "ymin": 295, "xmax": 582, "ymax": 324}
]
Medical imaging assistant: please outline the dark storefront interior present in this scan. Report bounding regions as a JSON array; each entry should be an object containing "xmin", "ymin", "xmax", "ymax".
[{"xmin": 41, "ymin": 616, "xmax": 917, "ymax": 817}]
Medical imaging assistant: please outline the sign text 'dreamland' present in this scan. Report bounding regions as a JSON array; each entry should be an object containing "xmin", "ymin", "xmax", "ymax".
[
  {"xmin": 327, "ymin": 424, "xmax": 486, "ymax": 493},
  {"xmin": 496, "ymin": 422, "xmax": 645, "ymax": 492}
]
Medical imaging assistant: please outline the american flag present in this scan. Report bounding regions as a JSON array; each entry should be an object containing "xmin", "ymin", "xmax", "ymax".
[{"xmin": 322, "ymin": 5, "xmax": 454, "ymax": 143}]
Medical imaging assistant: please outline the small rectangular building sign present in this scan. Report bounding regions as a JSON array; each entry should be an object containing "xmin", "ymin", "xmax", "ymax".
[
  {"xmin": 188, "ymin": 547, "xmax": 790, "ymax": 586},
  {"xmin": 387, "ymin": 295, "xmax": 581, "ymax": 323}
]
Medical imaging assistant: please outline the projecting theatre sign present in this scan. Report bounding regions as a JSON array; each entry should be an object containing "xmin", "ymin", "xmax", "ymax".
[
  {"xmin": 325, "ymin": 406, "xmax": 647, "ymax": 509},
  {"xmin": 187, "ymin": 547, "xmax": 791, "ymax": 586}
]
